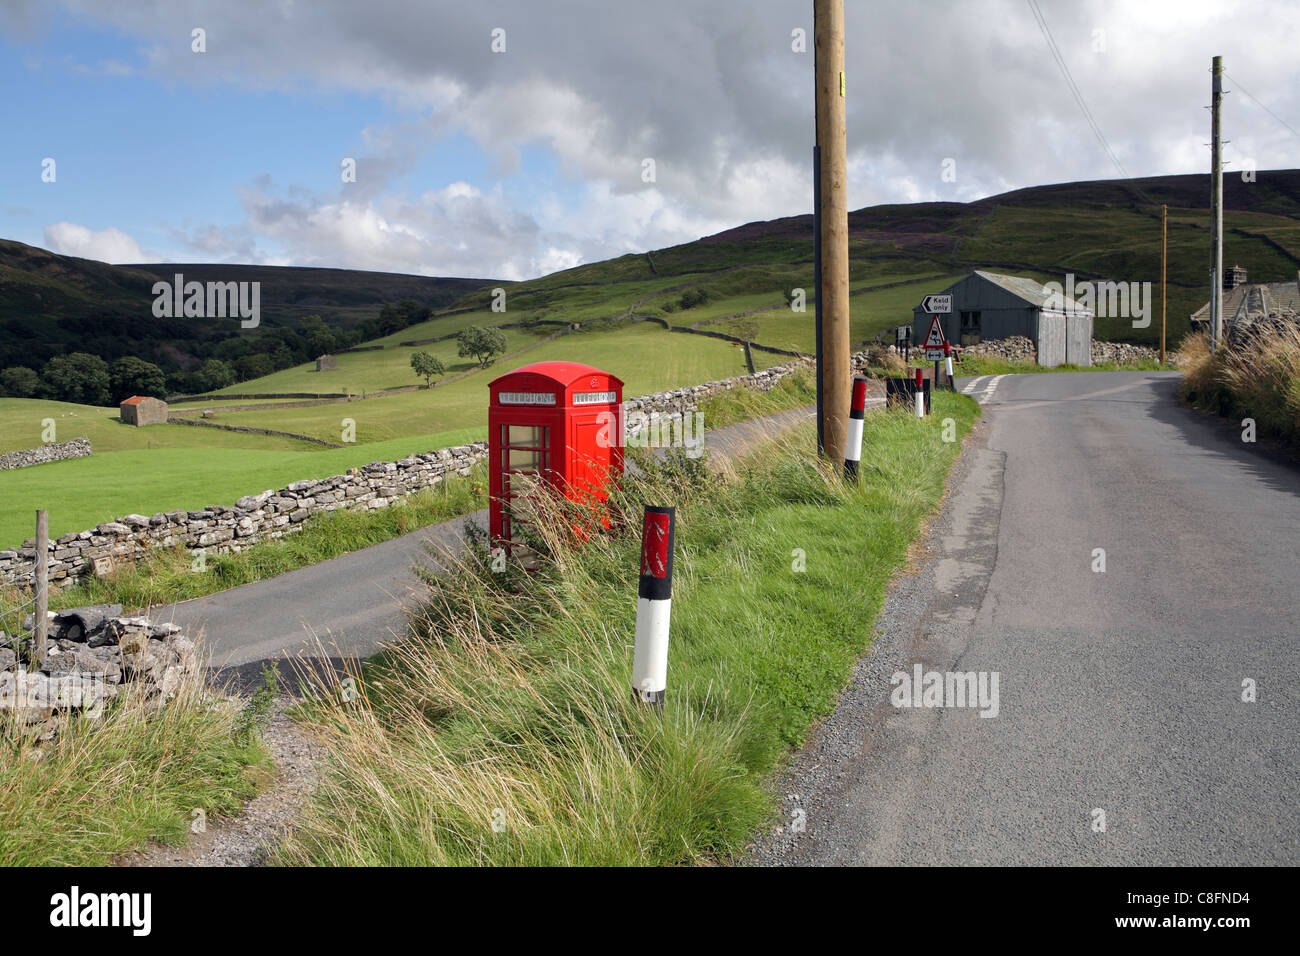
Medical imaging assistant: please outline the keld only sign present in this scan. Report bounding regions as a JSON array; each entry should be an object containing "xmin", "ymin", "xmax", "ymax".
[{"xmin": 922, "ymin": 293, "xmax": 952, "ymax": 313}]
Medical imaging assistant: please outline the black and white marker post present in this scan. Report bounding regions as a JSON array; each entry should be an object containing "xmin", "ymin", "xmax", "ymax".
[
  {"xmin": 944, "ymin": 341, "xmax": 955, "ymax": 388},
  {"xmin": 914, "ymin": 366, "xmax": 926, "ymax": 418},
  {"xmin": 843, "ymin": 376, "xmax": 868, "ymax": 480},
  {"xmin": 632, "ymin": 505, "xmax": 675, "ymax": 707}
]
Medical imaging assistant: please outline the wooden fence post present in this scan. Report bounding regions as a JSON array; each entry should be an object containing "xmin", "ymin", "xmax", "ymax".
[{"xmin": 34, "ymin": 509, "xmax": 48, "ymax": 664}]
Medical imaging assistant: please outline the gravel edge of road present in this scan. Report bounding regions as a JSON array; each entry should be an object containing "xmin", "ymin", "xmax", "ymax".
[
  {"xmin": 118, "ymin": 697, "xmax": 323, "ymax": 867},
  {"xmin": 746, "ymin": 411, "xmax": 995, "ymax": 866}
]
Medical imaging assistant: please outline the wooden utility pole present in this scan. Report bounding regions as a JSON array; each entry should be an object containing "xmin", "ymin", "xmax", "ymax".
[
  {"xmin": 814, "ymin": 0, "xmax": 850, "ymax": 460},
  {"xmin": 1161, "ymin": 204, "xmax": 1167, "ymax": 364},
  {"xmin": 34, "ymin": 509, "xmax": 48, "ymax": 665},
  {"xmin": 1210, "ymin": 55, "xmax": 1224, "ymax": 352}
]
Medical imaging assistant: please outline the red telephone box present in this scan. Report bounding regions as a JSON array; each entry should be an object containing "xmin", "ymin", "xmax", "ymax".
[{"xmin": 488, "ymin": 361, "xmax": 625, "ymax": 557}]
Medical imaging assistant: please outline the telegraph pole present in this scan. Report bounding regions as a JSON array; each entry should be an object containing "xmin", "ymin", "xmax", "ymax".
[
  {"xmin": 814, "ymin": 0, "xmax": 850, "ymax": 460},
  {"xmin": 1161, "ymin": 204, "xmax": 1167, "ymax": 364},
  {"xmin": 1210, "ymin": 55, "xmax": 1224, "ymax": 352}
]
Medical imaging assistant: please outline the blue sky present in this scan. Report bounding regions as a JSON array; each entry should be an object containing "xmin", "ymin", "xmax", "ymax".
[{"xmin": 3, "ymin": 0, "xmax": 1299, "ymax": 279}]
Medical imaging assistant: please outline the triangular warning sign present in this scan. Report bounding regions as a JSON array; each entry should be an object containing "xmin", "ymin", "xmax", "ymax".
[{"xmin": 924, "ymin": 316, "xmax": 946, "ymax": 348}]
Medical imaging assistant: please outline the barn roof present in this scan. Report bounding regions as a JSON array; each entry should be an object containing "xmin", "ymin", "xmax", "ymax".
[
  {"xmin": 973, "ymin": 270, "xmax": 1092, "ymax": 311},
  {"xmin": 918, "ymin": 271, "xmax": 1090, "ymax": 313},
  {"xmin": 1190, "ymin": 280, "xmax": 1300, "ymax": 324},
  {"xmin": 119, "ymin": 395, "xmax": 159, "ymax": 406}
]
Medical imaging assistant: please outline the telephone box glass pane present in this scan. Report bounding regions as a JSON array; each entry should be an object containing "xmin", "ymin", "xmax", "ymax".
[
  {"xmin": 504, "ymin": 424, "xmax": 546, "ymax": 446},
  {"xmin": 507, "ymin": 448, "xmax": 545, "ymax": 471}
]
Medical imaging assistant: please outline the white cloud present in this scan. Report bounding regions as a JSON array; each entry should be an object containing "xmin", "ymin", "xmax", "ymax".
[
  {"xmin": 19, "ymin": 0, "xmax": 1300, "ymax": 277},
  {"xmin": 42, "ymin": 222, "xmax": 144, "ymax": 262}
]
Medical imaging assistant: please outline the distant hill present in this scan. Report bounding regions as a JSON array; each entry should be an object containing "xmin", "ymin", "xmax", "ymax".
[
  {"xmin": 0, "ymin": 238, "xmax": 497, "ymax": 372},
  {"xmin": 5, "ymin": 168, "xmax": 1300, "ymax": 383}
]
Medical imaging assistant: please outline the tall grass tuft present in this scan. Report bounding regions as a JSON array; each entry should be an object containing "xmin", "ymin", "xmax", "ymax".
[{"xmin": 1178, "ymin": 325, "xmax": 1300, "ymax": 446}]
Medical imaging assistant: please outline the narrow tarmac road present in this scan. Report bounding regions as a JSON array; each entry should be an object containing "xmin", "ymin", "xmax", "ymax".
[{"xmin": 754, "ymin": 371, "xmax": 1300, "ymax": 866}]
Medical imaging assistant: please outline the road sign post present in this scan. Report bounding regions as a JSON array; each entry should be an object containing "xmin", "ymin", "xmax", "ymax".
[{"xmin": 923, "ymin": 314, "xmax": 947, "ymax": 383}]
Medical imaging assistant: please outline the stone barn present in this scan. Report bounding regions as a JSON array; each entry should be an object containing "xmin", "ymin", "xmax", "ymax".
[
  {"xmin": 315, "ymin": 354, "xmax": 338, "ymax": 371},
  {"xmin": 119, "ymin": 395, "xmax": 168, "ymax": 426},
  {"xmin": 912, "ymin": 270, "xmax": 1093, "ymax": 367}
]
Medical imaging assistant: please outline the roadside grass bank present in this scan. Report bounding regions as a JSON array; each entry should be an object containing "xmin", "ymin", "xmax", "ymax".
[
  {"xmin": 0, "ymin": 469, "xmax": 485, "ymax": 630},
  {"xmin": 1177, "ymin": 326, "xmax": 1300, "ymax": 449},
  {"xmin": 696, "ymin": 365, "xmax": 816, "ymax": 429},
  {"xmin": 957, "ymin": 355, "xmax": 1172, "ymax": 377},
  {"xmin": 0, "ymin": 666, "xmax": 274, "ymax": 866},
  {"xmin": 274, "ymin": 390, "xmax": 979, "ymax": 865}
]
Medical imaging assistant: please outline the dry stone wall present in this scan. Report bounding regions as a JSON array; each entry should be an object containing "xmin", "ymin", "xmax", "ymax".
[
  {"xmin": 0, "ymin": 437, "xmax": 92, "ymax": 471},
  {"xmin": 962, "ymin": 336, "xmax": 1162, "ymax": 365},
  {"xmin": 0, "ymin": 443, "xmax": 486, "ymax": 589},
  {"xmin": 2, "ymin": 606, "xmax": 199, "ymax": 741}
]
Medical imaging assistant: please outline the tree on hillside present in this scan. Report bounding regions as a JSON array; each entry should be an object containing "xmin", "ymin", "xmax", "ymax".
[
  {"xmin": 409, "ymin": 351, "xmax": 447, "ymax": 387},
  {"xmin": 300, "ymin": 314, "xmax": 338, "ymax": 357},
  {"xmin": 197, "ymin": 358, "xmax": 235, "ymax": 392},
  {"xmin": 1, "ymin": 366, "xmax": 39, "ymax": 398},
  {"xmin": 233, "ymin": 353, "xmax": 273, "ymax": 381},
  {"xmin": 109, "ymin": 355, "xmax": 167, "ymax": 404},
  {"xmin": 457, "ymin": 326, "xmax": 508, "ymax": 369},
  {"xmin": 377, "ymin": 300, "xmax": 432, "ymax": 336},
  {"xmin": 678, "ymin": 287, "xmax": 711, "ymax": 310},
  {"xmin": 41, "ymin": 352, "xmax": 110, "ymax": 406}
]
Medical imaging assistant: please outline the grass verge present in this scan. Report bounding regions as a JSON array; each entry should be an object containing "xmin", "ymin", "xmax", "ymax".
[
  {"xmin": 0, "ymin": 665, "xmax": 273, "ymax": 866},
  {"xmin": 1177, "ymin": 326, "xmax": 1300, "ymax": 449},
  {"xmin": 273, "ymin": 389, "xmax": 979, "ymax": 865},
  {"xmin": 0, "ymin": 466, "xmax": 486, "ymax": 630},
  {"xmin": 696, "ymin": 364, "xmax": 816, "ymax": 428}
]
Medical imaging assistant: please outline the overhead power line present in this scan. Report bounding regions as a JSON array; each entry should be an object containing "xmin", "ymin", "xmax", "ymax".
[
  {"xmin": 1025, "ymin": 0, "xmax": 1130, "ymax": 180},
  {"xmin": 1225, "ymin": 71, "xmax": 1300, "ymax": 142}
]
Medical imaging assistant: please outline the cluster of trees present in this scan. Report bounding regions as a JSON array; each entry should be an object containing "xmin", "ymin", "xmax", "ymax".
[
  {"xmin": 0, "ymin": 299, "xmax": 443, "ymax": 404},
  {"xmin": 0, "ymin": 353, "xmax": 170, "ymax": 405},
  {"xmin": 407, "ymin": 326, "xmax": 509, "ymax": 387}
]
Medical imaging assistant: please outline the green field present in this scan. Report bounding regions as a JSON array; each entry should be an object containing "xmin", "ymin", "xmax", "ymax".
[
  {"xmin": 0, "ymin": 398, "xmax": 310, "ymax": 454},
  {"xmin": 0, "ymin": 427, "xmax": 481, "ymax": 548},
  {"xmin": 208, "ymin": 322, "xmax": 758, "ymax": 444}
]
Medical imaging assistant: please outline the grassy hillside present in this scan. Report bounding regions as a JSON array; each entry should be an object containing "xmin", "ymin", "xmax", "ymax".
[{"xmin": 0, "ymin": 238, "xmax": 497, "ymax": 372}]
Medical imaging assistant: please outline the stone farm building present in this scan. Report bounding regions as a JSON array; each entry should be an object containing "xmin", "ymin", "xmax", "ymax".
[
  {"xmin": 119, "ymin": 395, "xmax": 168, "ymax": 426},
  {"xmin": 912, "ymin": 270, "xmax": 1093, "ymax": 367},
  {"xmin": 315, "ymin": 354, "xmax": 338, "ymax": 371},
  {"xmin": 1189, "ymin": 266, "xmax": 1300, "ymax": 338}
]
